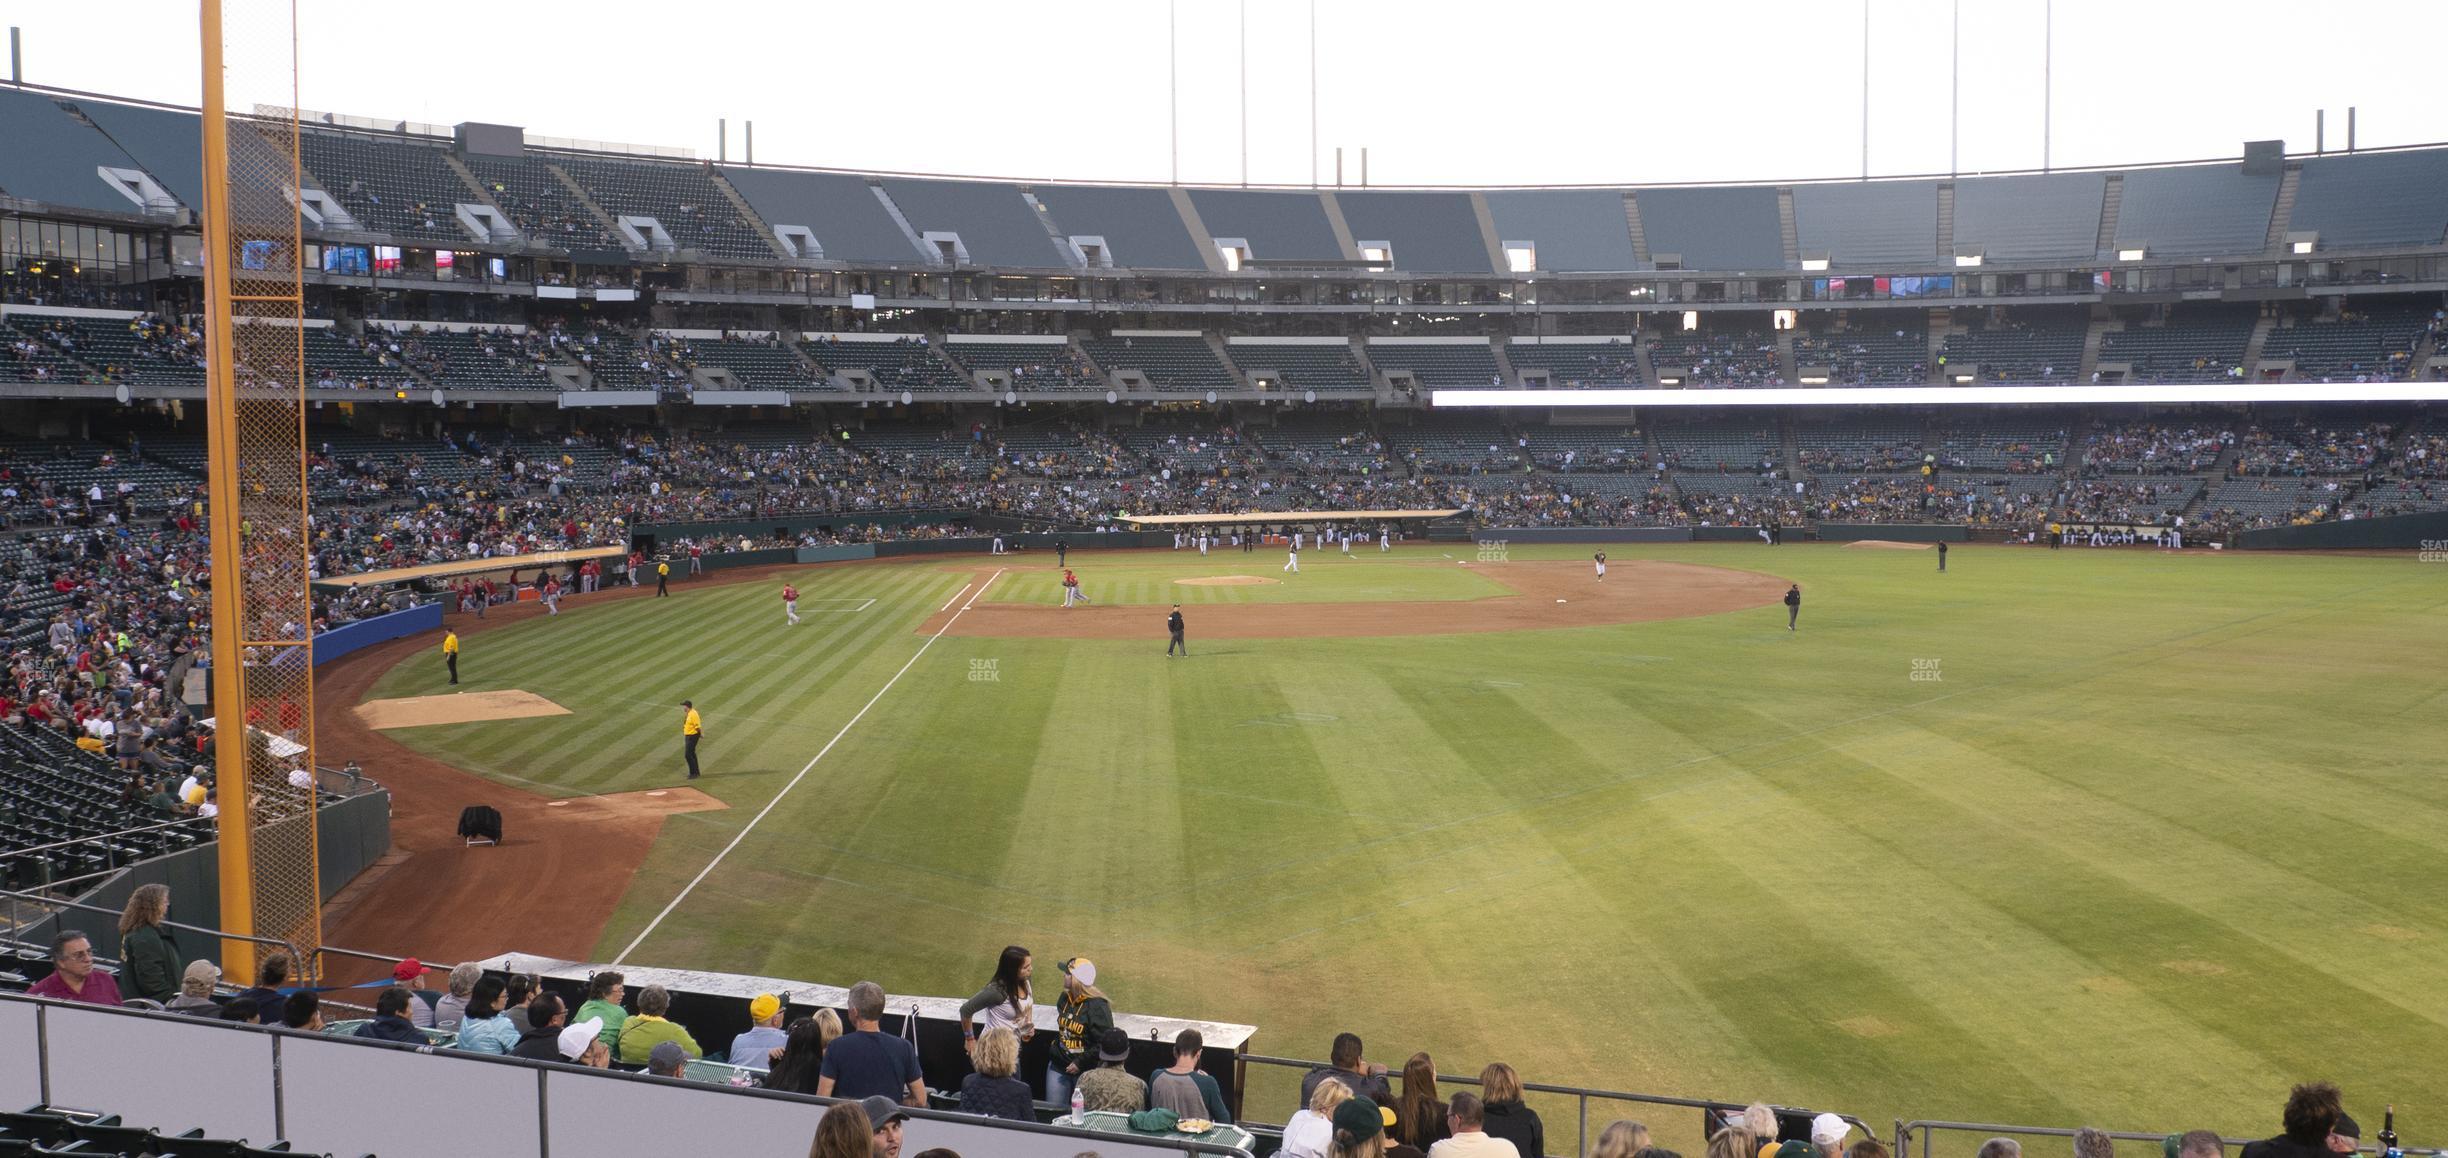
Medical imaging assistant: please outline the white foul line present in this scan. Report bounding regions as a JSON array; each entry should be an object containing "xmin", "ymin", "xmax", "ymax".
[
  {"xmin": 613, "ymin": 567, "xmax": 1005, "ymax": 964},
  {"xmin": 938, "ymin": 582, "xmax": 973, "ymax": 613},
  {"xmin": 970, "ymin": 570, "xmax": 1002, "ymax": 603}
]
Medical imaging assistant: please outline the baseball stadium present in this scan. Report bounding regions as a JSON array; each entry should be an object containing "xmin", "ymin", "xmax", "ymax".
[{"xmin": 0, "ymin": 3, "xmax": 2443, "ymax": 1157}]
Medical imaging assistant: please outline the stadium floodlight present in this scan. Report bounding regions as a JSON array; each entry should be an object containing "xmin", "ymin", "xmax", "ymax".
[
  {"xmin": 2288, "ymin": 231, "xmax": 2319, "ymax": 255},
  {"xmin": 1953, "ymin": 252, "xmax": 1984, "ymax": 268},
  {"xmin": 1800, "ymin": 255, "xmax": 1831, "ymax": 271},
  {"xmin": 2117, "ymin": 245, "xmax": 2147, "ymax": 262}
]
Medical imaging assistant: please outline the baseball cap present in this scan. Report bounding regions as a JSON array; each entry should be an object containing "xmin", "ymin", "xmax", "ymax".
[
  {"xmin": 390, "ymin": 957, "xmax": 423, "ymax": 982},
  {"xmin": 2333, "ymin": 1114, "xmax": 2360, "ymax": 1141},
  {"xmin": 1098, "ymin": 1026, "xmax": 1131, "ymax": 1062},
  {"xmin": 1061, "ymin": 957, "xmax": 1097, "ymax": 987},
  {"xmin": 860, "ymin": 1095, "xmax": 910, "ymax": 1128},
  {"xmin": 558, "ymin": 1017, "xmax": 602, "ymax": 1061},
  {"xmin": 1811, "ymin": 1114, "xmax": 1852, "ymax": 1145},
  {"xmin": 647, "ymin": 1040, "xmax": 687, "ymax": 1075},
  {"xmin": 749, "ymin": 993, "xmax": 782, "ymax": 1023},
  {"xmin": 1332, "ymin": 1097, "xmax": 1386, "ymax": 1142}
]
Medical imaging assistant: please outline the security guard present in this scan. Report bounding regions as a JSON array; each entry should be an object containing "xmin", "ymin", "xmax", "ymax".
[
  {"xmin": 681, "ymin": 700, "xmax": 703, "ymax": 779},
  {"xmin": 442, "ymin": 630, "xmax": 460, "ymax": 685}
]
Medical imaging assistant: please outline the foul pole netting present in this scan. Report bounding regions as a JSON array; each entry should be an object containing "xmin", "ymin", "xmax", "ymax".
[{"xmin": 200, "ymin": 0, "xmax": 321, "ymax": 984}]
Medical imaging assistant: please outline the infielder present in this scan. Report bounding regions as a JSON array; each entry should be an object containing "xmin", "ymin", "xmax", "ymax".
[
  {"xmin": 1594, "ymin": 550, "xmax": 1607, "ymax": 581},
  {"xmin": 783, "ymin": 582, "xmax": 801, "ymax": 625},
  {"xmin": 1061, "ymin": 568, "xmax": 1088, "ymax": 607},
  {"xmin": 1284, "ymin": 542, "xmax": 1300, "ymax": 574}
]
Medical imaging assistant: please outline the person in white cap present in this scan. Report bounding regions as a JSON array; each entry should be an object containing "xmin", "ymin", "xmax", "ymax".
[
  {"xmin": 1812, "ymin": 1113, "xmax": 1854, "ymax": 1158},
  {"xmin": 1047, "ymin": 957, "xmax": 1112, "ymax": 1110},
  {"xmin": 559, "ymin": 1016, "xmax": 611, "ymax": 1067}
]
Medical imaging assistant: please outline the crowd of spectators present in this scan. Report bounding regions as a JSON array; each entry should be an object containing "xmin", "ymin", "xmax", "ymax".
[
  {"xmin": 2085, "ymin": 424, "xmax": 2229, "ymax": 475},
  {"xmin": 1648, "ymin": 329, "xmax": 1783, "ymax": 387},
  {"xmin": 2230, "ymin": 422, "xmax": 2395, "ymax": 477}
]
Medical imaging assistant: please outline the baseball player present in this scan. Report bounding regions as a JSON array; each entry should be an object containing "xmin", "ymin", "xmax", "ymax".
[
  {"xmin": 1378, "ymin": 527, "xmax": 1390, "ymax": 552},
  {"xmin": 1167, "ymin": 605, "xmax": 1186, "ymax": 657},
  {"xmin": 1061, "ymin": 568, "xmax": 1089, "ymax": 607},
  {"xmin": 1594, "ymin": 550, "xmax": 1607, "ymax": 581},
  {"xmin": 1198, "ymin": 531, "xmax": 1209, "ymax": 557},
  {"xmin": 783, "ymin": 582, "xmax": 801, "ymax": 625},
  {"xmin": 1284, "ymin": 540, "xmax": 1300, "ymax": 574},
  {"xmin": 1293, "ymin": 530, "xmax": 1305, "ymax": 552},
  {"xmin": 542, "ymin": 576, "xmax": 562, "ymax": 616},
  {"xmin": 1340, "ymin": 529, "xmax": 1352, "ymax": 556},
  {"xmin": 1937, "ymin": 541, "xmax": 1948, "ymax": 572}
]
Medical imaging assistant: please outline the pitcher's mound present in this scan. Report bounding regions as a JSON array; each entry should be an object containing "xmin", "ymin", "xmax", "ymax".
[
  {"xmin": 1175, "ymin": 575, "xmax": 1280, "ymax": 587},
  {"xmin": 1845, "ymin": 540, "xmax": 1936, "ymax": 550},
  {"xmin": 357, "ymin": 689, "xmax": 572, "ymax": 730}
]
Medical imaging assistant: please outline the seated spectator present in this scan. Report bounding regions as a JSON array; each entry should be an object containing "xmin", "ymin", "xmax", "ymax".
[
  {"xmin": 1331, "ymin": 1096, "xmax": 1388, "ymax": 1158},
  {"xmin": 764, "ymin": 1009, "xmax": 842, "ymax": 1094},
  {"xmin": 454, "ymin": 976, "xmax": 520, "ymax": 1055},
  {"xmin": 1592, "ymin": 1121, "xmax": 1652, "ymax": 1158},
  {"xmin": 1303, "ymin": 1031, "xmax": 1394, "ymax": 1111},
  {"xmin": 27, "ymin": 931, "xmax": 123, "ymax": 1006},
  {"xmin": 1078, "ymin": 1025, "xmax": 1146, "ymax": 1113},
  {"xmin": 817, "ymin": 980, "xmax": 924, "ymax": 1105},
  {"xmin": 726, "ymin": 992, "xmax": 788, "ymax": 1069},
  {"xmin": 510, "ymin": 993, "xmax": 568, "ymax": 1060},
  {"xmin": 1852, "ymin": 1141, "xmax": 1892, "ymax": 1158},
  {"xmin": 1390, "ymin": 1052, "xmax": 1446, "ymax": 1151},
  {"xmin": 556, "ymin": 1016, "xmax": 611, "ymax": 1067},
  {"xmin": 433, "ymin": 961, "xmax": 483, "ymax": 1032},
  {"xmin": 116, "ymin": 883, "xmax": 180, "ymax": 1004},
  {"xmin": 1149, "ymin": 1028, "xmax": 1232, "ymax": 1124},
  {"xmin": 1977, "ymin": 1141, "xmax": 2024, "ymax": 1158},
  {"xmin": 355, "ymin": 985, "xmax": 427, "ymax": 1044},
  {"xmin": 281, "ymin": 991, "xmax": 324, "ymax": 1032},
  {"xmin": 1429, "ymin": 1092, "xmax": 1518, "ymax": 1158},
  {"xmin": 503, "ymin": 972, "xmax": 540, "ymax": 1034},
  {"xmin": 646, "ymin": 1040, "xmax": 690, "ymax": 1078},
  {"xmin": 616, "ymin": 983, "xmax": 702, "ymax": 1064},
  {"xmin": 1287, "ymin": 1077, "xmax": 1358, "ymax": 1158},
  {"xmin": 391, "ymin": 958, "xmax": 438, "ymax": 1027},
  {"xmin": 956, "ymin": 1026, "xmax": 1035, "ymax": 1122},
  {"xmin": 229, "ymin": 950, "xmax": 290, "ymax": 1023},
  {"xmin": 167, "ymin": 960, "xmax": 222, "ymax": 1016},
  {"xmin": 2177, "ymin": 1130, "xmax": 2225, "ymax": 1158},
  {"xmin": 808, "ymin": 1101, "xmax": 875, "ymax": 1158},
  {"xmin": 573, "ymin": 970, "xmax": 627, "ymax": 1048},
  {"xmin": 859, "ymin": 1095, "xmax": 911, "ymax": 1158},
  {"xmin": 2242, "ymin": 1082, "xmax": 2330, "ymax": 1158},
  {"xmin": 1479, "ymin": 1063, "xmax": 1543, "ymax": 1158},
  {"xmin": 2075, "ymin": 1129, "xmax": 2116, "ymax": 1158}
]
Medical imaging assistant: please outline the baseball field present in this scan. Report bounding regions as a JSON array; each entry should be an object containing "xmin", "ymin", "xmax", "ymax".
[{"xmin": 341, "ymin": 541, "xmax": 2448, "ymax": 1146}]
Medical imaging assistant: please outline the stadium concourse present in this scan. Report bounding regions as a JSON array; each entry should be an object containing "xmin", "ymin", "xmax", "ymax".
[{"xmin": 8, "ymin": 75, "xmax": 2448, "ymax": 1158}]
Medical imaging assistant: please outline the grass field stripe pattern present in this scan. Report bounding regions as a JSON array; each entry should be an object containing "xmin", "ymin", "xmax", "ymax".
[
  {"xmin": 359, "ymin": 545, "xmax": 2448, "ymax": 1136},
  {"xmin": 610, "ymin": 567, "xmax": 1005, "ymax": 964}
]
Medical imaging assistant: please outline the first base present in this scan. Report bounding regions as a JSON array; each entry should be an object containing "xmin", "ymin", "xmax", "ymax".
[{"xmin": 1555, "ymin": 598, "xmax": 1568, "ymax": 603}]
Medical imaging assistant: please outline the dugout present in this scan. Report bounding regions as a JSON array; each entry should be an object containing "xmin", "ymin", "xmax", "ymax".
[{"xmin": 480, "ymin": 954, "xmax": 1257, "ymax": 1115}]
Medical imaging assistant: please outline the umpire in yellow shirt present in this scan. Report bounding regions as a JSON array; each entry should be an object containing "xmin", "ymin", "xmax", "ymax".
[
  {"xmin": 681, "ymin": 700, "xmax": 703, "ymax": 779},
  {"xmin": 442, "ymin": 630, "xmax": 460, "ymax": 685}
]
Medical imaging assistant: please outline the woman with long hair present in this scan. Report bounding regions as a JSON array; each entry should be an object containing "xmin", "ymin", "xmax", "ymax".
[
  {"xmin": 1709, "ymin": 1126, "xmax": 1762, "ymax": 1158},
  {"xmin": 1046, "ymin": 956, "xmax": 1111, "ymax": 1108},
  {"xmin": 958, "ymin": 945, "xmax": 1034, "ymax": 1054},
  {"xmin": 115, "ymin": 883, "xmax": 179, "ymax": 1004},
  {"xmin": 805, "ymin": 1100, "xmax": 873, "ymax": 1158},
  {"xmin": 1479, "ymin": 1063, "xmax": 1545, "ymax": 1158},
  {"xmin": 1391, "ymin": 1052, "xmax": 1447, "ymax": 1150},
  {"xmin": 763, "ymin": 1008, "xmax": 842, "ymax": 1094},
  {"xmin": 1594, "ymin": 1120, "xmax": 1654, "ymax": 1158}
]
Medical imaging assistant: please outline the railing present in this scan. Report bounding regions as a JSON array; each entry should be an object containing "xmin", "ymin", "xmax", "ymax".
[
  {"xmin": 1240, "ymin": 1052, "xmax": 1876, "ymax": 1158},
  {"xmin": 1895, "ymin": 1120, "xmax": 2444, "ymax": 1158},
  {"xmin": 0, "ymin": 886, "xmax": 410, "ymax": 998}
]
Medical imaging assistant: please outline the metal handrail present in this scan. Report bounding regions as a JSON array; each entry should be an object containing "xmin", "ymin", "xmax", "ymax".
[
  {"xmin": 1241, "ymin": 1051, "xmax": 1876, "ymax": 1158},
  {"xmin": 1895, "ymin": 1120, "xmax": 2444, "ymax": 1158}
]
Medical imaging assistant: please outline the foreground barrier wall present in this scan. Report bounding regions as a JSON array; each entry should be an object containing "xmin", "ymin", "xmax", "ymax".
[
  {"xmin": 311, "ymin": 602, "xmax": 443, "ymax": 666},
  {"xmin": 2232, "ymin": 510, "xmax": 2448, "ymax": 550},
  {"xmin": 1815, "ymin": 523, "xmax": 1970, "ymax": 543},
  {"xmin": 0, "ymin": 996, "xmax": 1252, "ymax": 1158}
]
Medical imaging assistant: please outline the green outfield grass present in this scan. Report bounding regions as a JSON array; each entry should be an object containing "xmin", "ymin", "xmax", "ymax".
[
  {"xmin": 362, "ymin": 543, "xmax": 2448, "ymax": 1147},
  {"xmin": 1003, "ymin": 548, "xmax": 1515, "ymax": 606}
]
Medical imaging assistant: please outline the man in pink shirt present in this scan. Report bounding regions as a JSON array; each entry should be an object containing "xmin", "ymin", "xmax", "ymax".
[{"xmin": 28, "ymin": 932, "xmax": 123, "ymax": 1006}]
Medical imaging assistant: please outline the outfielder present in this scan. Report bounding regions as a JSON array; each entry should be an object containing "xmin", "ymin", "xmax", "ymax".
[{"xmin": 783, "ymin": 582, "xmax": 801, "ymax": 625}]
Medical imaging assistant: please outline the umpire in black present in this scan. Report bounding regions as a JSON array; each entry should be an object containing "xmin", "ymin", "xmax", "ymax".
[
  {"xmin": 1166, "ymin": 605, "xmax": 1186, "ymax": 657},
  {"xmin": 1784, "ymin": 583, "xmax": 1801, "ymax": 631}
]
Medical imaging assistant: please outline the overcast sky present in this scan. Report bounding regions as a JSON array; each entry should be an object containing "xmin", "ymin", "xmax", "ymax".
[{"xmin": 13, "ymin": 1, "xmax": 2448, "ymax": 187}]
